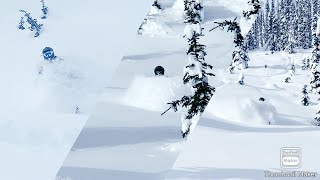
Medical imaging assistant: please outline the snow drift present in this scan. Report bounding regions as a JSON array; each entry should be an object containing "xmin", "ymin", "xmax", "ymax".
[
  {"xmin": 122, "ymin": 75, "xmax": 189, "ymax": 111},
  {"xmin": 206, "ymin": 83, "xmax": 276, "ymax": 125}
]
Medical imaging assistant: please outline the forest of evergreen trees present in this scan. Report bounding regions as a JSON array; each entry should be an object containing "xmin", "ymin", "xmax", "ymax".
[{"xmin": 245, "ymin": 0, "xmax": 320, "ymax": 53}]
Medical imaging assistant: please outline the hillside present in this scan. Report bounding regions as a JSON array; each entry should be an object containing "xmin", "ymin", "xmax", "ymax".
[{"xmin": 0, "ymin": 1, "xmax": 150, "ymax": 180}]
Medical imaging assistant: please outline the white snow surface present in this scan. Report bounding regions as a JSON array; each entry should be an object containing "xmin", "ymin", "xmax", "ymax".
[
  {"xmin": 0, "ymin": 0, "xmax": 151, "ymax": 180},
  {"xmin": 121, "ymin": 75, "xmax": 189, "ymax": 111},
  {"xmin": 59, "ymin": 0, "xmax": 320, "ymax": 179},
  {"xmin": 56, "ymin": 0, "xmax": 277, "ymax": 180},
  {"xmin": 165, "ymin": 50, "xmax": 320, "ymax": 179}
]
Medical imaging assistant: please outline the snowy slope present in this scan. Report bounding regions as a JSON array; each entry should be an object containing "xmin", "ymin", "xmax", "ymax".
[
  {"xmin": 0, "ymin": 0, "xmax": 151, "ymax": 180},
  {"xmin": 57, "ymin": 0, "xmax": 261, "ymax": 179},
  {"xmin": 59, "ymin": 0, "xmax": 320, "ymax": 179},
  {"xmin": 166, "ymin": 120, "xmax": 320, "ymax": 180},
  {"xmin": 165, "ymin": 46, "xmax": 320, "ymax": 179}
]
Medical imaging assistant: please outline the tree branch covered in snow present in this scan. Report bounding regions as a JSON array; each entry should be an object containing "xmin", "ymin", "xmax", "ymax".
[
  {"xmin": 19, "ymin": 10, "xmax": 43, "ymax": 37},
  {"xmin": 211, "ymin": 18, "xmax": 250, "ymax": 72},
  {"xmin": 243, "ymin": 0, "xmax": 261, "ymax": 20},
  {"xmin": 210, "ymin": 18, "xmax": 244, "ymax": 47},
  {"xmin": 163, "ymin": 0, "xmax": 215, "ymax": 138}
]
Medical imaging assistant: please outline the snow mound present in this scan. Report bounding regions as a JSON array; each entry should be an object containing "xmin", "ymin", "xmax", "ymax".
[
  {"xmin": 165, "ymin": 0, "xmax": 185, "ymax": 21},
  {"xmin": 149, "ymin": 6, "xmax": 162, "ymax": 15},
  {"xmin": 121, "ymin": 75, "xmax": 188, "ymax": 111},
  {"xmin": 264, "ymin": 83, "xmax": 284, "ymax": 90},
  {"xmin": 205, "ymin": 83, "xmax": 276, "ymax": 125},
  {"xmin": 139, "ymin": 17, "xmax": 172, "ymax": 37},
  {"xmin": 30, "ymin": 58, "xmax": 104, "ymax": 114},
  {"xmin": 39, "ymin": 60, "xmax": 84, "ymax": 89}
]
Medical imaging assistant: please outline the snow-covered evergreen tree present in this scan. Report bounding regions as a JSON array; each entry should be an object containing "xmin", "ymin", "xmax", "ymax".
[
  {"xmin": 285, "ymin": 30, "xmax": 295, "ymax": 54},
  {"xmin": 211, "ymin": 18, "xmax": 250, "ymax": 72},
  {"xmin": 289, "ymin": 57, "xmax": 296, "ymax": 75},
  {"xmin": 302, "ymin": 58, "xmax": 310, "ymax": 70},
  {"xmin": 244, "ymin": 0, "xmax": 317, "ymax": 52},
  {"xmin": 312, "ymin": 0, "xmax": 319, "ymax": 34},
  {"xmin": 19, "ymin": 10, "xmax": 43, "ymax": 37},
  {"xmin": 267, "ymin": 0, "xmax": 277, "ymax": 53},
  {"xmin": 310, "ymin": 28, "xmax": 320, "ymax": 93},
  {"xmin": 264, "ymin": 0, "xmax": 270, "ymax": 46},
  {"xmin": 310, "ymin": 19, "xmax": 320, "ymax": 94},
  {"xmin": 165, "ymin": 0, "xmax": 215, "ymax": 138},
  {"xmin": 301, "ymin": 85, "xmax": 310, "ymax": 106},
  {"xmin": 245, "ymin": 29, "xmax": 255, "ymax": 50},
  {"xmin": 18, "ymin": 17, "xmax": 25, "ymax": 30},
  {"xmin": 310, "ymin": 64, "xmax": 320, "ymax": 94},
  {"xmin": 285, "ymin": 76, "xmax": 291, "ymax": 83},
  {"xmin": 278, "ymin": 0, "xmax": 287, "ymax": 51},
  {"xmin": 310, "ymin": 31, "xmax": 320, "ymax": 70},
  {"xmin": 297, "ymin": 0, "xmax": 306, "ymax": 48},
  {"xmin": 150, "ymin": 0, "xmax": 163, "ymax": 15},
  {"xmin": 152, "ymin": 0, "xmax": 162, "ymax": 10},
  {"xmin": 258, "ymin": 12, "xmax": 264, "ymax": 48},
  {"xmin": 305, "ymin": 1, "xmax": 313, "ymax": 49},
  {"xmin": 40, "ymin": 0, "xmax": 48, "ymax": 19},
  {"xmin": 243, "ymin": 0, "xmax": 261, "ymax": 20}
]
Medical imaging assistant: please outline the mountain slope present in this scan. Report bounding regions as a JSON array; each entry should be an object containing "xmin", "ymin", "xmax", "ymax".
[{"xmin": 0, "ymin": 0, "xmax": 151, "ymax": 179}]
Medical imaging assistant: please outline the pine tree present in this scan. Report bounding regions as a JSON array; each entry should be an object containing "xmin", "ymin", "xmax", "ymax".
[
  {"xmin": 278, "ymin": 0, "xmax": 287, "ymax": 50},
  {"xmin": 258, "ymin": 12, "xmax": 264, "ymax": 48},
  {"xmin": 310, "ymin": 33, "xmax": 320, "ymax": 70},
  {"xmin": 289, "ymin": 59, "xmax": 296, "ymax": 76},
  {"xmin": 312, "ymin": 0, "xmax": 320, "ymax": 33},
  {"xmin": 285, "ymin": 76, "xmax": 291, "ymax": 83},
  {"xmin": 19, "ymin": 10, "xmax": 43, "ymax": 37},
  {"xmin": 211, "ymin": 18, "xmax": 250, "ymax": 72},
  {"xmin": 268, "ymin": 0, "xmax": 277, "ymax": 53},
  {"xmin": 310, "ymin": 65, "xmax": 320, "ymax": 94},
  {"xmin": 243, "ymin": 0, "xmax": 261, "ymax": 20},
  {"xmin": 264, "ymin": 0, "xmax": 270, "ymax": 46},
  {"xmin": 312, "ymin": 0, "xmax": 319, "ymax": 43},
  {"xmin": 302, "ymin": 58, "xmax": 310, "ymax": 70},
  {"xmin": 150, "ymin": 0, "xmax": 163, "ymax": 15},
  {"xmin": 301, "ymin": 85, "xmax": 310, "ymax": 106},
  {"xmin": 286, "ymin": 30, "xmax": 295, "ymax": 54},
  {"xmin": 310, "ymin": 31, "xmax": 320, "ymax": 93},
  {"xmin": 245, "ymin": 29, "xmax": 255, "ymax": 50},
  {"xmin": 305, "ymin": 1, "xmax": 313, "ymax": 49},
  {"xmin": 274, "ymin": 0, "xmax": 281, "ymax": 51},
  {"xmin": 18, "ymin": 17, "xmax": 25, "ymax": 30},
  {"xmin": 286, "ymin": 1, "xmax": 297, "ymax": 53},
  {"xmin": 245, "ymin": 0, "xmax": 317, "ymax": 52},
  {"xmin": 297, "ymin": 0, "xmax": 306, "ymax": 48},
  {"xmin": 152, "ymin": 0, "xmax": 162, "ymax": 10},
  {"xmin": 40, "ymin": 0, "xmax": 48, "ymax": 19},
  {"xmin": 253, "ymin": 17, "xmax": 260, "ymax": 49},
  {"xmin": 164, "ymin": 0, "xmax": 215, "ymax": 138}
]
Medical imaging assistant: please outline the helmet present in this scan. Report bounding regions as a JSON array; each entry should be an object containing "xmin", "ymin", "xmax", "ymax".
[
  {"xmin": 42, "ymin": 47, "xmax": 55, "ymax": 60},
  {"xmin": 154, "ymin": 66, "xmax": 165, "ymax": 76}
]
